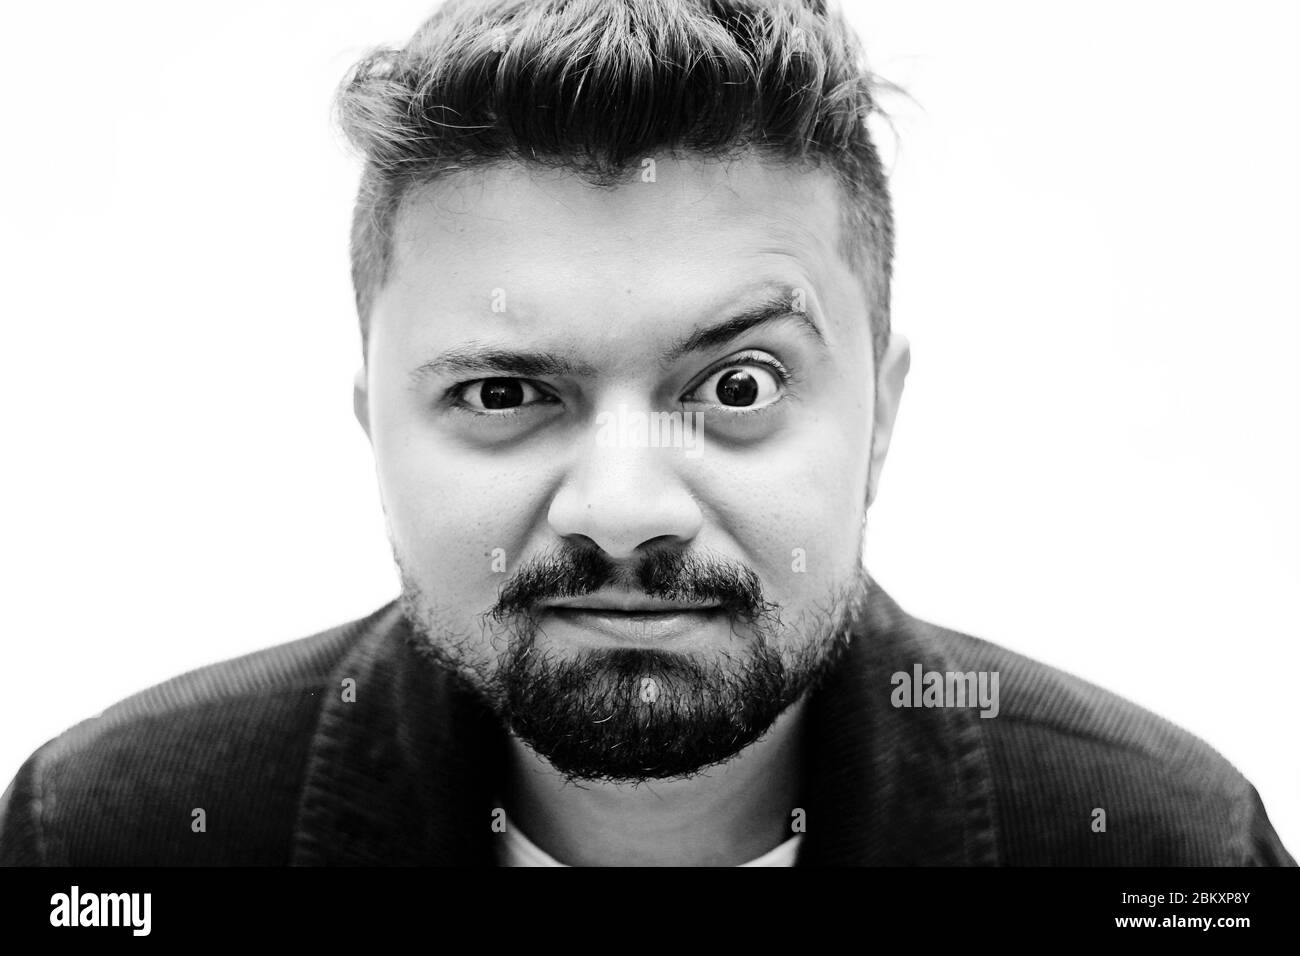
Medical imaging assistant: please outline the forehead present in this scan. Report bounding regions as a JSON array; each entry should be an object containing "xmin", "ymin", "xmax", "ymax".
[{"xmin": 372, "ymin": 154, "xmax": 868, "ymax": 357}]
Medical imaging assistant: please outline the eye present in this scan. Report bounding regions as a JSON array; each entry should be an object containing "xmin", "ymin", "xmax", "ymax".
[
  {"xmin": 685, "ymin": 359, "xmax": 786, "ymax": 410},
  {"xmin": 456, "ymin": 377, "xmax": 553, "ymax": 413}
]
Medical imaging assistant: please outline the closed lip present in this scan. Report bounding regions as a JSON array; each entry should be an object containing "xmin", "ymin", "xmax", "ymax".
[{"xmin": 542, "ymin": 592, "xmax": 721, "ymax": 614}]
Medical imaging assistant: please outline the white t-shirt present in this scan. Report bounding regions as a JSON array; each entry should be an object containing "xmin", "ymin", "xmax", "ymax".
[{"xmin": 497, "ymin": 814, "xmax": 802, "ymax": 866}]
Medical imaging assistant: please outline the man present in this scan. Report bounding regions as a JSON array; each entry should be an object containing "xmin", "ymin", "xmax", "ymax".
[{"xmin": 0, "ymin": 0, "xmax": 1292, "ymax": 867}]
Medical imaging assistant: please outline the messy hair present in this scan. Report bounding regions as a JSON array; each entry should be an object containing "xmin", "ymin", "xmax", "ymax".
[{"xmin": 336, "ymin": 0, "xmax": 894, "ymax": 363}]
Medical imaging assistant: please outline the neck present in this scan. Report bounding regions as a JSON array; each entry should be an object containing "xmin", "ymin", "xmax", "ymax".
[{"xmin": 501, "ymin": 697, "xmax": 807, "ymax": 866}]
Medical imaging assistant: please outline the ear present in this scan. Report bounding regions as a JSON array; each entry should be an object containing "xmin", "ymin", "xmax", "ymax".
[
  {"xmin": 353, "ymin": 366, "xmax": 372, "ymax": 442},
  {"xmin": 866, "ymin": 332, "xmax": 910, "ymax": 509}
]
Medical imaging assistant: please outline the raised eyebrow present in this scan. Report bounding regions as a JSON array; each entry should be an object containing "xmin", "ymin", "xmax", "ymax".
[
  {"xmin": 661, "ymin": 297, "xmax": 827, "ymax": 365},
  {"xmin": 407, "ymin": 295, "xmax": 826, "ymax": 384}
]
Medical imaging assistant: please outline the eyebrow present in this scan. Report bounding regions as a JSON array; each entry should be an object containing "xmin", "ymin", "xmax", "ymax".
[
  {"xmin": 660, "ymin": 292, "xmax": 826, "ymax": 365},
  {"xmin": 407, "ymin": 289, "xmax": 826, "ymax": 384},
  {"xmin": 409, "ymin": 348, "xmax": 595, "ymax": 381}
]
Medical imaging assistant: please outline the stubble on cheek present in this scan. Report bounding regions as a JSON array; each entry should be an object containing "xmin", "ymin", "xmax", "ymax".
[{"xmin": 392, "ymin": 542, "xmax": 510, "ymax": 696}]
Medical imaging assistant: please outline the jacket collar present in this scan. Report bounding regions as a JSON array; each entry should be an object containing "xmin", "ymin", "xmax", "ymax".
[{"xmin": 290, "ymin": 582, "xmax": 1000, "ymax": 866}]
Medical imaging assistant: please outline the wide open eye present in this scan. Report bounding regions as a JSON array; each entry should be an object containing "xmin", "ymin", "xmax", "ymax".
[
  {"xmin": 456, "ymin": 378, "xmax": 553, "ymax": 412},
  {"xmin": 685, "ymin": 360, "xmax": 786, "ymax": 410}
]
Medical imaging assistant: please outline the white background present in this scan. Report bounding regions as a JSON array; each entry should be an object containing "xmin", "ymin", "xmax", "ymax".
[{"xmin": 1, "ymin": 0, "xmax": 1296, "ymax": 854}]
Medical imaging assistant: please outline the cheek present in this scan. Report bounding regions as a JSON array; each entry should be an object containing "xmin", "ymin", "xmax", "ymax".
[
  {"xmin": 372, "ymin": 419, "xmax": 544, "ymax": 610},
  {"xmin": 700, "ymin": 414, "xmax": 871, "ymax": 608}
]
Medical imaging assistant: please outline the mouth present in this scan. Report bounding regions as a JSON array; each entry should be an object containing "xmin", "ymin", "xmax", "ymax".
[
  {"xmin": 544, "ymin": 592, "xmax": 722, "ymax": 613},
  {"xmin": 539, "ymin": 592, "xmax": 724, "ymax": 644}
]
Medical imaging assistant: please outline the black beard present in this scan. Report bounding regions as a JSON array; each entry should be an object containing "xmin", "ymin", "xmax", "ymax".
[
  {"xmin": 400, "ymin": 544, "xmax": 870, "ymax": 784},
  {"xmin": 495, "ymin": 624, "xmax": 851, "ymax": 783}
]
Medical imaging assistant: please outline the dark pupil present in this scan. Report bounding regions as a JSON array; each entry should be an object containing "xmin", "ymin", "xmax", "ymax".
[
  {"xmin": 716, "ymin": 369, "xmax": 759, "ymax": 407},
  {"xmin": 480, "ymin": 379, "xmax": 525, "ymax": 409}
]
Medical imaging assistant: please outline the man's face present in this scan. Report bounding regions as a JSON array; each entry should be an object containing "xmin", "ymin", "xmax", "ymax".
[{"xmin": 356, "ymin": 155, "xmax": 907, "ymax": 782}]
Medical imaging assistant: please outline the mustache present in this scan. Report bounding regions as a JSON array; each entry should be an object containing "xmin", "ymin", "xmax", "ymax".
[{"xmin": 488, "ymin": 544, "xmax": 779, "ymax": 626}]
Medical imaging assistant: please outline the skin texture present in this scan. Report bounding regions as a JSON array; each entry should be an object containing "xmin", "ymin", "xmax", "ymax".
[{"xmin": 353, "ymin": 154, "xmax": 910, "ymax": 865}]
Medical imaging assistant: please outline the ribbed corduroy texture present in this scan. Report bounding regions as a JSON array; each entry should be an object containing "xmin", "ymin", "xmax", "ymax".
[{"xmin": 0, "ymin": 584, "xmax": 1293, "ymax": 866}]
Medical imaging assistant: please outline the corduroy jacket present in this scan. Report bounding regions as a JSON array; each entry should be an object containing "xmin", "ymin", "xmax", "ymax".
[{"xmin": 1, "ymin": 583, "xmax": 1293, "ymax": 866}]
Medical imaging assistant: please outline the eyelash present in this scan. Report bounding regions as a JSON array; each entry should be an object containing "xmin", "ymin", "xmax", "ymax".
[
  {"xmin": 444, "ymin": 350, "xmax": 794, "ymax": 418},
  {"xmin": 444, "ymin": 381, "xmax": 559, "ymax": 419},
  {"xmin": 682, "ymin": 351, "xmax": 792, "ymax": 408}
]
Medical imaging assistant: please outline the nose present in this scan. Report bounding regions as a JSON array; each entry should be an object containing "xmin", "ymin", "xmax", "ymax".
[{"xmin": 547, "ymin": 418, "xmax": 704, "ymax": 560}]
